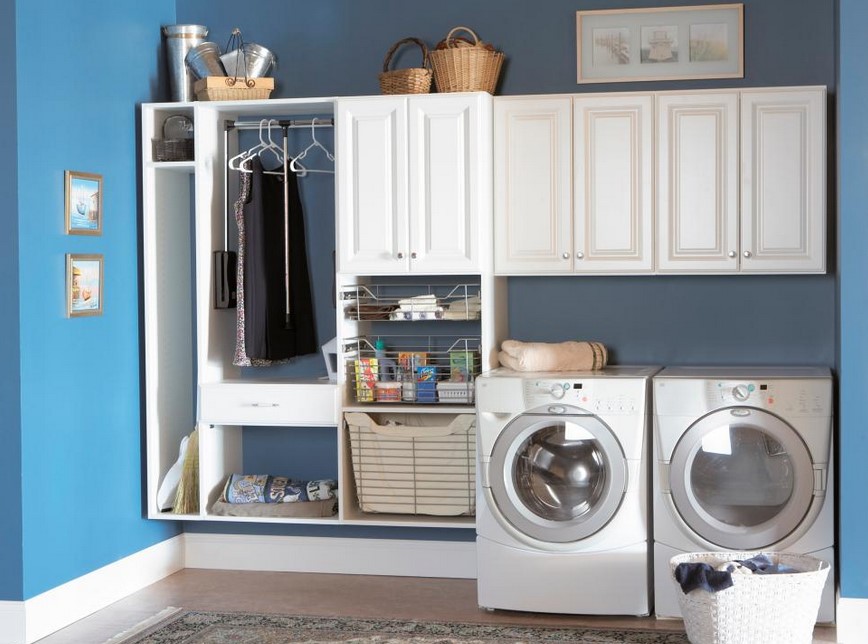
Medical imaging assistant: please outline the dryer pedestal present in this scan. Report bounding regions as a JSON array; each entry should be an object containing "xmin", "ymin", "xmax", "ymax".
[{"xmin": 477, "ymin": 535, "xmax": 650, "ymax": 616}]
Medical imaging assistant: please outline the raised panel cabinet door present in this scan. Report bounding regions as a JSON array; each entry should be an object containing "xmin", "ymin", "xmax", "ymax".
[
  {"xmin": 574, "ymin": 94, "xmax": 654, "ymax": 273},
  {"xmin": 493, "ymin": 96, "xmax": 572, "ymax": 274},
  {"xmin": 657, "ymin": 92, "xmax": 739, "ymax": 273},
  {"xmin": 336, "ymin": 97, "xmax": 408, "ymax": 274},
  {"xmin": 407, "ymin": 95, "xmax": 481, "ymax": 273},
  {"xmin": 740, "ymin": 88, "xmax": 826, "ymax": 273}
]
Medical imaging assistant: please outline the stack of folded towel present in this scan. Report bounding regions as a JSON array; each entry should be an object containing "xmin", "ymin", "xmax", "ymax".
[
  {"xmin": 442, "ymin": 294, "xmax": 482, "ymax": 320},
  {"xmin": 390, "ymin": 294, "xmax": 443, "ymax": 320},
  {"xmin": 498, "ymin": 339, "xmax": 608, "ymax": 372}
]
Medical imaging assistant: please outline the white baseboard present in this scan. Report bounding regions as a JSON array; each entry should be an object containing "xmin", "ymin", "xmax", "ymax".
[
  {"xmin": 183, "ymin": 533, "xmax": 477, "ymax": 579},
  {"xmin": 836, "ymin": 597, "xmax": 868, "ymax": 643},
  {"xmin": 0, "ymin": 535, "xmax": 184, "ymax": 644}
]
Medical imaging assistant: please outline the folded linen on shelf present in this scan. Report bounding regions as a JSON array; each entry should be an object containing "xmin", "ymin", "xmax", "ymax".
[
  {"xmin": 222, "ymin": 474, "xmax": 337, "ymax": 504},
  {"xmin": 498, "ymin": 339, "xmax": 608, "ymax": 372},
  {"xmin": 397, "ymin": 294, "xmax": 441, "ymax": 312},
  {"xmin": 441, "ymin": 294, "xmax": 482, "ymax": 320}
]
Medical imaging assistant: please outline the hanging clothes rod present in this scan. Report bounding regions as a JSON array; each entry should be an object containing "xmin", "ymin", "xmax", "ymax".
[{"xmin": 225, "ymin": 118, "xmax": 334, "ymax": 131}]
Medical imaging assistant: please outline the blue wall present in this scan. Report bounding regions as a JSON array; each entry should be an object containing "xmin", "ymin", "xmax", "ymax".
[
  {"xmin": 838, "ymin": 0, "xmax": 868, "ymax": 600},
  {"xmin": 13, "ymin": 0, "xmax": 179, "ymax": 599},
  {"xmin": 0, "ymin": 0, "xmax": 22, "ymax": 602}
]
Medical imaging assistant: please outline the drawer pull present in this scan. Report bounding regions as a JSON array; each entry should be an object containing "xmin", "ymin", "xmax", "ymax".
[{"xmin": 249, "ymin": 402, "xmax": 280, "ymax": 408}]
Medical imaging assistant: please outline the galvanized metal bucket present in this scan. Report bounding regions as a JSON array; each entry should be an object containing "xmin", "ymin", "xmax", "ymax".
[
  {"xmin": 220, "ymin": 42, "xmax": 276, "ymax": 78},
  {"xmin": 162, "ymin": 24, "xmax": 208, "ymax": 102},
  {"xmin": 185, "ymin": 41, "xmax": 227, "ymax": 79}
]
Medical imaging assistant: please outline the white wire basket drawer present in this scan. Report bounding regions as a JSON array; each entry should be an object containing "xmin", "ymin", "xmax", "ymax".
[
  {"xmin": 340, "ymin": 282, "xmax": 481, "ymax": 322},
  {"xmin": 345, "ymin": 412, "xmax": 476, "ymax": 516}
]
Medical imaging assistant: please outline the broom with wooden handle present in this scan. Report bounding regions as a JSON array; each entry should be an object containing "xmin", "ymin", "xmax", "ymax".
[{"xmin": 173, "ymin": 428, "xmax": 199, "ymax": 514}]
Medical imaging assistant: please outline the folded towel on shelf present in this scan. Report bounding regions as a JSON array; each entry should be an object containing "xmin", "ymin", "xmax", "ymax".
[
  {"xmin": 497, "ymin": 340, "xmax": 608, "ymax": 372},
  {"xmin": 397, "ymin": 294, "xmax": 441, "ymax": 312},
  {"xmin": 222, "ymin": 474, "xmax": 337, "ymax": 504},
  {"xmin": 442, "ymin": 295, "xmax": 482, "ymax": 320}
]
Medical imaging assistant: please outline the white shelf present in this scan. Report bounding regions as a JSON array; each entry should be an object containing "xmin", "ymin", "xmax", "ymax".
[{"xmin": 146, "ymin": 160, "xmax": 195, "ymax": 173}]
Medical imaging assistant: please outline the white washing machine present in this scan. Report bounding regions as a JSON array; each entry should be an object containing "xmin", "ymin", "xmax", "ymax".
[
  {"xmin": 475, "ymin": 366, "xmax": 658, "ymax": 615},
  {"xmin": 652, "ymin": 367, "xmax": 834, "ymax": 623}
]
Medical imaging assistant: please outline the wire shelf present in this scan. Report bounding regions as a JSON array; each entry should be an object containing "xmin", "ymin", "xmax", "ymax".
[
  {"xmin": 343, "ymin": 335, "xmax": 480, "ymax": 405},
  {"xmin": 340, "ymin": 282, "xmax": 481, "ymax": 321}
]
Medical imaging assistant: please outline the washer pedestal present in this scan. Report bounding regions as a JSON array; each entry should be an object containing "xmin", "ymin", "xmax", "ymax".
[{"xmin": 477, "ymin": 535, "xmax": 649, "ymax": 616}]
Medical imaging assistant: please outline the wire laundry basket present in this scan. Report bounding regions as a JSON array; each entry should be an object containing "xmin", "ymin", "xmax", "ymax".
[{"xmin": 670, "ymin": 551, "xmax": 829, "ymax": 644}]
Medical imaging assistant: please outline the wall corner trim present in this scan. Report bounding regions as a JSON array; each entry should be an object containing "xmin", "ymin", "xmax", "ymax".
[
  {"xmin": 836, "ymin": 597, "xmax": 868, "ymax": 643},
  {"xmin": 183, "ymin": 533, "xmax": 476, "ymax": 579},
  {"xmin": 0, "ymin": 535, "xmax": 184, "ymax": 644}
]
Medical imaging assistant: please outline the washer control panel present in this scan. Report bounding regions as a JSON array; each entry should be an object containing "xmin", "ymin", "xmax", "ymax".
[{"xmin": 523, "ymin": 379, "xmax": 639, "ymax": 414}]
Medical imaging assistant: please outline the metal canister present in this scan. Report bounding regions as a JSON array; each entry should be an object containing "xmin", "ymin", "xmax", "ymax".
[
  {"xmin": 162, "ymin": 24, "xmax": 208, "ymax": 102},
  {"xmin": 220, "ymin": 42, "xmax": 276, "ymax": 78},
  {"xmin": 185, "ymin": 42, "xmax": 227, "ymax": 80}
]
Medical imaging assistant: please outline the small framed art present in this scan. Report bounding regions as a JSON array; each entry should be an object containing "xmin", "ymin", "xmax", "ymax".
[
  {"xmin": 66, "ymin": 253, "xmax": 103, "ymax": 317},
  {"xmin": 65, "ymin": 170, "xmax": 103, "ymax": 235},
  {"xmin": 576, "ymin": 3, "xmax": 743, "ymax": 84}
]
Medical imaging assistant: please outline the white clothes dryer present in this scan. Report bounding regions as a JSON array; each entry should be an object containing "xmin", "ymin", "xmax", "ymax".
[
  {"xmin": 476, "ymin": 367, "xmax": 658, "ymax": 616},
  {"xmin": 652, "ymin": 367, "xmax": 834, "ymax": 623}
]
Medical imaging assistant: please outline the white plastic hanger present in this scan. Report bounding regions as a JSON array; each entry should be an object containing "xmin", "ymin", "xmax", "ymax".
[
  {"xmin": 290, "ymin": 117, "xmax": 335, "ymax": 175},
  {"xmin": 228, "ymin": 119, "xmax": 285, "ymax": 175}
]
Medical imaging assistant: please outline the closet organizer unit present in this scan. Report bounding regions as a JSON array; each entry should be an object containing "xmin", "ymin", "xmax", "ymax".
[
  {"xmin": 142, "ymin": 92, "xmax": 503, "ymax": 529},
  {"xmin": 143, "ymin": 97, "xmax": 341, "ymax": 526}
]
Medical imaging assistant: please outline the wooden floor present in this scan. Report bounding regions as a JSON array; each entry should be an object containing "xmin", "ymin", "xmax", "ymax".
[{"xmin": 36, "ymin": 569, "xmax": 837, "ymax": 643}]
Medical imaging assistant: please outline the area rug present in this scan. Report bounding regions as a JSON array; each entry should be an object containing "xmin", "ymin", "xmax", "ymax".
[{"xmin": 107, "ymin": 608, "xmax": 690, "ymax": 643}]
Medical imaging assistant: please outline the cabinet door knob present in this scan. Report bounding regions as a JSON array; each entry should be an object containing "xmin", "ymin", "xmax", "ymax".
[
  {"xmin": 397, "ymin": 252, "xmax": 404, "ymax": 259},
  {"xmin": 728, "ymin": 251, "xmax": 737, "ymax": 258},
  {"xmin": 562, "ymin": 252, "xmax": 570, "ymax": 260},
  {"xmin": 576, "ymin": 251, "xmax": 584, "ymax": 260},
  {"xmin": 743, "ymin": 250, "xmax": 752, "ymax": 258},
  {"xmin": 410, "ymin": 252, "xmax": 417, "ymax": 259}
]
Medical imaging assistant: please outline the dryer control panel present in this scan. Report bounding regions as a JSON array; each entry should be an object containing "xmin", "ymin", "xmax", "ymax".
[
  {"xmin": 705, "ymin": 380, "xmax": 831, "ymax": 416},
  {"xmin": 523, "ymin": 379, "xmax": 642, "ymax": 415}
]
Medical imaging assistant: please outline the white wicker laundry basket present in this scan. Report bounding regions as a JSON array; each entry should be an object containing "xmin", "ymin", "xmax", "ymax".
[
  {"xmin": 345, "ymin": 412, "xmax": 476, "ymax": 516},
  {"xmin": 670, "ymin": 552, "xmax": 830, "ymax": 644}
]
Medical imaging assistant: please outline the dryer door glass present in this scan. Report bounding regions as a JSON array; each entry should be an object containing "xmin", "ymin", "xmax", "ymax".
[
  {"xmin": 669, "ymin": 407, "xmax": 815, "ymax": 549},
  {"xmin": 488, "ymin": 410, "xmax": 628, "ymax": 544}
]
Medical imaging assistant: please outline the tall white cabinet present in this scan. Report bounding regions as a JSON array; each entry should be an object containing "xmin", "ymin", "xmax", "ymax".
[{"xmin": 142, "ymin": 92, "xmax": 501, "ymax": 530}]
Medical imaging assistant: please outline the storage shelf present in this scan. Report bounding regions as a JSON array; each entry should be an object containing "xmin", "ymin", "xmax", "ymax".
[
  {"xmin": 340, "ymin": 282, "xmax": 481, "ymax": 322},
  {"xmin": 343, "ymin": 335, "xmax": 480, "ymax": 405},
  {"xmin": 146, "ymin": 160, "xmax": 195, "ymax": 173}
]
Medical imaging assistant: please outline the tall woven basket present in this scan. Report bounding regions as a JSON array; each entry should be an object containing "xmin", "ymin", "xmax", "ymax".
[
  {"xmin": 670, "ymin": 552, "xmax": 830, "ymax": 644},
  {"xmin": 379, "ymin": 37, "xmax": 432, "ymax": 95},
  {"xmin": 428, "ymin": 26, "xmax": 504, "ymax": 94}
]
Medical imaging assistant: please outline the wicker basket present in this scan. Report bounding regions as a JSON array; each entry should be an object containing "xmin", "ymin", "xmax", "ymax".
[
  {"xmin": 194, "ymin": 76, "xmax": 274, "ymax": 101},
  {"xmin": 378, "ymin": 37, "xmax": 432, "ymax": 95},
  {"xmin": 152, "ymin": 139, "xmax": 194, "ymax": 162},
  {"xmin": 670, "ymin": 552, "xmax": 830, "ymax": 644},
  {"xmin": 428, "ymin": 26, "xmax": 504, "ymax": 94}
]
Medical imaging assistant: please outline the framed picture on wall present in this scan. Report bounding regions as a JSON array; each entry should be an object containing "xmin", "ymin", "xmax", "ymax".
[
  {"xmin": 66, "ymin": 253, "xmax": 103, "ymax": 317},
  {"xmin": 576, "ymin": 3, "xmax": 744, "ymax": 84},
  {"xmin": 65, "ymin": 170, "xmax": 103, "ymax": 235}
]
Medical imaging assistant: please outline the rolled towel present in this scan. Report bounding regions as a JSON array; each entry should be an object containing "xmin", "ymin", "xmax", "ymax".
[{"xmin": 498, "ymin": 340, "xmax": 608, "ymax": 372}]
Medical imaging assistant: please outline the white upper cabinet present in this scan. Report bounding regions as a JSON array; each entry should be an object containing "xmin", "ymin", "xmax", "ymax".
[
  {"xmin": 494, "ymin": 94, "xmax": 653, "ymax": 274},
  {"xmin": 337, "ymin": 94, "xmax": 488, "ymax": 274},
  {"xmin": 740, "ymin": 89, "xmax": 826, "ymax": 273},
  {"xmin": 574, "ymin": 94, "xmax": 654, "ymax": 273},
  {"xmin": 657, "ymin": 92, "xmax": 740, "ymax": 272},
  {"xmin": 494, "ymin": 96, "xmax": 572, "ymax": 273}
]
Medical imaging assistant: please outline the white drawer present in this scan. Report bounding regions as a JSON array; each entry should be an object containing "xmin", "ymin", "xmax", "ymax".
[{"xmin": 199, "ymin": 382, "xmax": 338, "ymax": 426}]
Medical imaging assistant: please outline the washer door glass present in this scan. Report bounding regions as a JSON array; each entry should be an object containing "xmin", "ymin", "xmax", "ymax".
[
  {"xmin": 489, "ymin": 408, "xmax": 627, "ymax": 543},
  {"xmin": 669, "ymin": 407, "xmax": 814, "ymax": 549}
]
